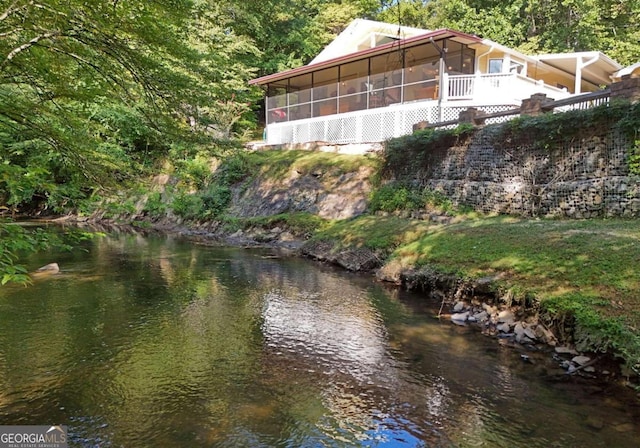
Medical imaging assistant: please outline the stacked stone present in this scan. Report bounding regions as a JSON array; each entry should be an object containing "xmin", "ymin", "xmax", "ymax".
[{"xmin": 409, "ymin": 121, "xmax": 639, "ymax": 219}]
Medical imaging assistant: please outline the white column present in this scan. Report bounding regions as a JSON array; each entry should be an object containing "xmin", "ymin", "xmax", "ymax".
[{"xmin": 575, "ymin": 59, "xmax": 582, "ymax": 94}]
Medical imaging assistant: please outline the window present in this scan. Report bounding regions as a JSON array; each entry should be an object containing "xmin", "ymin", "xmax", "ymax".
[
  {"xmin": 488, "ymin": 59, "xmax": 503, "ymax": 74},
  {"xmin": 509, "ymin": 60, "xmax": 525, "ymax": 74}
]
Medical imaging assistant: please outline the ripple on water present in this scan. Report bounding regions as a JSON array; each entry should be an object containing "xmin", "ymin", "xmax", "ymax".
[{"xmin": 1, "ymin": 237, "xmax": 639, "ymax": 447}]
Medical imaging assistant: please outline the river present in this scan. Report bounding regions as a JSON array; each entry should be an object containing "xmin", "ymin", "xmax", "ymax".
[{"xmin": 0, "ymin": 230, "xmax": 638, "ymax": 447}]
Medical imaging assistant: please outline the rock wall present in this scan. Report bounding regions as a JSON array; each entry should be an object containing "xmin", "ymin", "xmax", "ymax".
[
  {"xmin": 411, "ymin": 127, "xmax": 639, "ymax": 218},
  {"xmin": 228, "ymin": 165, "xmax": 374, "ymax": 220}
]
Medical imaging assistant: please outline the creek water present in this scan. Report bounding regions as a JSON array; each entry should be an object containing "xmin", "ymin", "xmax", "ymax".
[{"xmin": 0, "ymin": 231, "xmax": 638, "ymax": 447}]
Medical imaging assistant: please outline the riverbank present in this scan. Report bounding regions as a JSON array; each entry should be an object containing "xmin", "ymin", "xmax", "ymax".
[{"xmin": 71, "ymin": 210, "xmax": 639, "ymax": 388}]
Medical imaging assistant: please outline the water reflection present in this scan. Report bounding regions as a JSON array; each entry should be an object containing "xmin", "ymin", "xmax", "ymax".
[{"xmin": 0, "ymin": 233, "xmax": 637, "ymax": 447}]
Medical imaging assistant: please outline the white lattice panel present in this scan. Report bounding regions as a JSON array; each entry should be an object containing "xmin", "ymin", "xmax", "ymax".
[
  {"xmin": 441, "ymin": 107, "xmax": 465, "ymax": 122},
  {"xmin": 266, "ymin": 101, "xmax": 521, "ymax": 145},
  {"xmin": 309, "ymin": 121, "xmax": 325, "ymax": 142},
  {"xmin": 362, "ymin": 112, "xmax": 384, "ymax": 142},
  {"xmin": 340, "ymin": 116, "xmax": 358, "ymax": 143},
  {"xmin": 381, "ymin": 111, "xmax": 398, "ymax": 140},
  {"xmin": 293, "ymin": 122, "xmax": 310, "ymax": 143},
  {"xmin": 326, "ymin": 118, "xmax": 342, "ymax": 142}
]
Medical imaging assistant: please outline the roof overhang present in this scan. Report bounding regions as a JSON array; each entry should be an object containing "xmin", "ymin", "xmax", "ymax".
[
  {"xmin": 613, "ymin": 61, "xmax": 640, "ymax": 80},
  {"xmin": 249, "ymin": 29, "xmax": 482, "ymax": 86},
  {"xmin": 533, "ymin": 51, "xmax": 622, "ymax": 86}
]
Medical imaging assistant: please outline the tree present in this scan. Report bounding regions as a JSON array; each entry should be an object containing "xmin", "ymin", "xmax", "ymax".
[
  {"xmin": 0, "ymin": 0, "xmax": 260, "ymax": 282},
  {"xmin": 220, "ymin": 0, "xmax": 382, "ymax": 74},
  {"xmin": 0, "ymin": 0, "xmax": 260, "ymax": 210},
  {"xmin": 416, "ymin": 0, "xmax": 640, "ymax": 65}
]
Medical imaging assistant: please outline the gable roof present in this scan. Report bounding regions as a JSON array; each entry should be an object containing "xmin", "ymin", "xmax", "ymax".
[
  {"xmin": 614, "ymin": 61, "xmax": 640, "ymax": 80},
  {"xmin": 250, "ymin": 19, "xmax": 622, "ymax": 89},
  {"xmin": 310, "ymin": 19, "xmax": 429, "ymax": 64}
]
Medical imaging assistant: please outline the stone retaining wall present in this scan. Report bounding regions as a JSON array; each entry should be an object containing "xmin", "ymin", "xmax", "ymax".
[{"xmin": 418, "ymin": 127, "xmax": 639, "ymax": 218}]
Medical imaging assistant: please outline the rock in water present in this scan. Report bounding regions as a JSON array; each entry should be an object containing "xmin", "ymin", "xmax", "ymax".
[
  {"xmin": 36, "ymin": 263, "xmax": 60, "ymax": 274},
  {"xmin": 450, "ymin": 312, "xmax": 470, "ymax": 323}
]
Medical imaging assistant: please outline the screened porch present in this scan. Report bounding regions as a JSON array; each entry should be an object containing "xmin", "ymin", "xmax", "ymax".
[{"xmin": 265, "ymin": 38, "xmax": 475, "ymax": 125}]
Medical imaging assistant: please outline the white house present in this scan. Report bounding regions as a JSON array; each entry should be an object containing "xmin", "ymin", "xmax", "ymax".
[{"xmin": 250, "ymin": 19, "xmax": 622, "ymax": 145}]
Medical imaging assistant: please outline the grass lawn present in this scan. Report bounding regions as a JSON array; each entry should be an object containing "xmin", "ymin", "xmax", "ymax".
[{"xmin": 313, "ymin": 215, "xmax": 640, "ymax": 368}]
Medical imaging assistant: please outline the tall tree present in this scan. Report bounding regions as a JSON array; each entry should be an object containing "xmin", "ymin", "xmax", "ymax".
[
  {"xmin": 220, "ymin": 0, "xmax": 382, "ymax": 74},
  {"xmin": 0, "ymin": 0, "xmax": 259, "ymax": 209},
  {"xmin": 0, "ymin": 0, "xmax": 259, "ymax": 282},
  {"xmin": 415, "ymin": 0, "xmax": 640, "ymax": 65}
]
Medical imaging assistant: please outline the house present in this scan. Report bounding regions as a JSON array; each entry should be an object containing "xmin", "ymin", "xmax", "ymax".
[{"xmin": 250, "ymin": 19, "xmax": 621, "ymax": 145}]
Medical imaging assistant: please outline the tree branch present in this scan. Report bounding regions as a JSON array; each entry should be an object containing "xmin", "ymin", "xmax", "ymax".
[
  {"xmin": 0, "ymin": 1, "xmax": 29, "ymax": 22},
  {"xmin": 1, "ymin": 31, "xmax": 60, "ymax": 67}
]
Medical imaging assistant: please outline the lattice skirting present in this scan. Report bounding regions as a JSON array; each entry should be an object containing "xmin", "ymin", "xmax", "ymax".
[{"xmin": 265, "ymin": 103, "xmax": 516, "ymax": 144}]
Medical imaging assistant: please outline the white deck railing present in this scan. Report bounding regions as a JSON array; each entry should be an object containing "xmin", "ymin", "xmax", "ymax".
[
  {"xmin": 445, "ymin": 73, "xmax": 571, "ymax": 102},
  {"xmin": 264, "ymin": 73, "xmax": 576, "ymax": 144},
  {"xmin": 265, "ymin": 100, "xmax": 516, "ymax": 145}
]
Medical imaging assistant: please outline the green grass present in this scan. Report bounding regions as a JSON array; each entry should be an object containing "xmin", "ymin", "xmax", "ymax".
[
  {"xmin": 243, "ymin": 150, "xmax": 381, "ymax": 181},
  {"xmin": 314, "ymin": 214, "xmax": 640, "ymax": 368}
]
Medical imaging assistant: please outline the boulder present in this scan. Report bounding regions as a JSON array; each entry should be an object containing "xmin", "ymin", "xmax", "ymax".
[
  {"xmin": 31, "ymin": 263, "xmax": 60, "ymax": 279},
  {"xmin": 451, "ymin": 312, "xmax": 470, "ymax": 323},
  {"xmin": 497, "ymin": 310, "xmax": 516, "ymax": 324},
  {"xmin": 453, "ymin": 301, "xmax": 465, "ymax": 312},
  {"xmin": 523, "ymin": 326, "xmax": 537, "ymax": 341},
  {"xmin": 555, "ymin": 346, "xmax": 579, "ymax": 356},
  {"xmin": 37, "ymin": 263, "xmax": 59, "ymax": 273},
  {"xmin": 571, "ymin": 355, "xmax": 592, "ymax": 366}
]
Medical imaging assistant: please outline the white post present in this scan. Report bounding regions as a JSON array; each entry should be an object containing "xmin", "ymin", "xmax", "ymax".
[
  {"xmin": 575, "ymin": 59, "xmax": 582, "ymax": 94},
  {"xmin": 574, "ymin": 54, "xmax": 599, "ymax": 95},
  {"xmin": 438, "ymin": 56, "xmax": 446, "ymax": 122}
]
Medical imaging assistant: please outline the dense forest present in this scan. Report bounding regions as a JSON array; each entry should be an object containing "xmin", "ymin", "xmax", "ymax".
[{"xmin": 1, "ymin": 0, "xmax": 639, "ymax": 281}]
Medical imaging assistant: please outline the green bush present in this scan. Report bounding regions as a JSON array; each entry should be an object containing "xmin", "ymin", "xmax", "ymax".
[
  {"xmin": 144, "ymin": 192, "xmax": 167, "ymax": 218},
  {"xmin": 172, "ymin": 193, "xmax": 204, "ymax": 219},
  {"xmin": 201, "ymin": 185, "xmax": 231, "ymax": 218},
  {"xmin": 369, "ymin": 183, "xmax": 463, "ymax": 215},
  {"xmin": 176, "ymin": 156, "xmax": 211, "ymax": 189},
  {"xmin": 217, "ymin": 152, "xmax": 252, "ymax": 184},
  {"xmin": 369, "ymin": 184, "xmax": 423, "ymax": 212}
]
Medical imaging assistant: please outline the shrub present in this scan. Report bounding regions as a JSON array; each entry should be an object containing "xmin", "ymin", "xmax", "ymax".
[
  {"xmin": 144, "ymin": 192, "xmax": 167, "ymax": 218},
  {"xmin": 172, "ymin": 192, "xmax": 204, "ymax": 219},
  {"xmin": 369, "ymin": 184, "xmax": 423, "ymax": 212},
  {"xmin": 201, "ymin": 185, "xmax": 232, "ymax": 218},
  {"xmin": 369, "ymin": 183, "xmax": 466, "ymax": 215}
]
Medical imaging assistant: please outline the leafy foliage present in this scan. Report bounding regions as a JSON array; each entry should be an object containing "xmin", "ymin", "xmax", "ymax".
[
  {"xmin": 369, "ymin": 183, "xmax": 459, "ymax": 215},
  {"xmin": 0, "ymin": 222, "xmax": 94, "ymax": 285},
  {"xmin": 382, "ymin": 0, "xmax": 640, "ymax": 65},
  {"xmin": 0, "ymin": 0, "xmax": 260, "ymax": 212}
]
